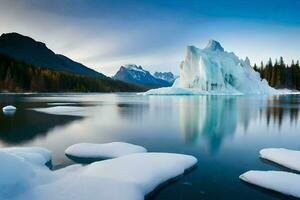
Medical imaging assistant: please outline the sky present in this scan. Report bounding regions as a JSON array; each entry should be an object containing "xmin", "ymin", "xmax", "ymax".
[{"xmin": 0, "ymin": 0, "xmax": 300, "ymax": 76}]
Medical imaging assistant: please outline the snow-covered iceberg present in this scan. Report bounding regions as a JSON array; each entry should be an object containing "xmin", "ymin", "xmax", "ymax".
[
  {"xmin": 240, "ymin": 170, "xmax": 300, "ymax": 198},
  {"xmin": 145, "ymin": 40, "xmax": 276, "ymax": 95},
  {"xmin": 260, "ymin": 148, "xmax": 300, "ymax": 172},
  {"xmin": 65, "ymin": 142, "xmax": 147, "ymax": 162},
  {"xmin": 0, "ymin": 149, "xmax": 197, "ymax": 200}
]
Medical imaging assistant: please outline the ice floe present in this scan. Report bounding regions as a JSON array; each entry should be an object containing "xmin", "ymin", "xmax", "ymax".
[
  {"xmin": 240, "ymin": 170, "xmax": 300, "ymax": 198},
  {"xmin": 65, "ymin": 142, "xmax": 147, "ymax": 161},
  {"xmin": 0, "ymin": 147, "xmax": 197, "ymax": 200},
  {"xmin": 2, "ymin": 105, "xmax": 16, "ymax": 115},
  {"xmin": 31, "ymin": 106, "xmax": 86, "ymax": 117},
  {"xmin": 260, "ymin": 148, "xmax": 300, "ymax": 172},
  {"xmin": 0, "ymin": 147, "xmax": 52, "ymax": 166},
  {"xmin": 0, "ymin": 151, "xmax": 34, "ymax": 199}
]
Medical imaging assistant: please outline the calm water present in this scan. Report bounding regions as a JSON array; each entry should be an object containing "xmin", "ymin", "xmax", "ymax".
[{"xmin": 1, "ymin": 93, "xmax": 300, "ymax": 200}]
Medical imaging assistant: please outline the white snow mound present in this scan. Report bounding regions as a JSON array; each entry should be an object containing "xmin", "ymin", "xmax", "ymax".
[
  {"xmin": 2, "ymin": 105, "xmax": 16, "ymax": 112},
  {"xmin": 0, "ymin": 147, "xmax": 52, "ymax": 166},
  {"xmin": 260, "ymin": 148, "xmax": 300, "ymax": 172},
  {"xmin": 0, "ymin": 150, "xmax": 197, "ymax": 200},
  {"xmin": 0, "ymin": 151, "xmax": 34, "ymax": 199},
  {"xmin": 240, "ymin": 170, "xmax": 300, "ymax": 198},
  {"xmin": 65, "ymin": 142, "xmax": 147, "ymax": 160},
  {"xmin": 31, "ymin": 106, "xmax": 86, "ymax": 116},
  {"xmin": 145, "ymin": 40, "xmax": 277, "ymax": 95}
]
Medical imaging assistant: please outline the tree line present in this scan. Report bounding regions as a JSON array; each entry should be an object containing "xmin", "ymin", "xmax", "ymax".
[
  {"xmin": 0, "ymin": 54, "xmax": 143, "ymax": 92},
  {"xmin": 254, "ymin": 57, "xmax": 300, "ymax": 90}
]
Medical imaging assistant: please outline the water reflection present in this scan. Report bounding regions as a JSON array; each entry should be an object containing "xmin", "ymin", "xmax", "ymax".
[
  {"xmin": 0, "ymin": 110, "xmax": 82, "ymax": 144},
  {"xmin": 180, "ymin": 96, "xmax": 238, "ymax": 153},
  {"xmin": 179, "ymin": 95, "xmax": 300, "ymax": 153}
]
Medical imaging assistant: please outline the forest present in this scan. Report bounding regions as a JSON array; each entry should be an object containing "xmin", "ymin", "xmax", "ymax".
[
  {"xmin": 254, "ymin": 57, "xmax": 300, "ymax": 90},
  {"xmin": 0, "ymin": 54, "xmax": 143, "ymax": 92}
]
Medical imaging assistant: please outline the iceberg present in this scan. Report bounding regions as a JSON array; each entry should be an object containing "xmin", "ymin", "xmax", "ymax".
[
  {"xmin": 65, "ymin": 142, "xmax": 147, "ymax": 162},
  {"xmin": 240, "ymin": 170, "xmax": 300, "ymax": 198},
  {"xmin": 0, "ymin": 149, "xmax": 197, "ymax": 200},
  {"xmin": 145, "ymin": 40, "xmax": 276, "ymax": 95},
  {"xmin": 260, "ymin": 148, "xmax": 300, "ymax": 172}
]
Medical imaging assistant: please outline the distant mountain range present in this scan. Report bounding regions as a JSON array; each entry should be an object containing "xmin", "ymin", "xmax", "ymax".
[
  {"xmin": 0, "ymin": 32, "xmax": 143, "ymax": 92},
  {"xmin": 0, "ymin": 32, "xmax": 177, "ymax": 92},
  {"xmin": 0, "ymin": 32, "xmax": 104, "ymax": 77},
  {"xmin": 153, "ymin": 72, "xmax": 178, "ymax": 84},
  {"xmin": 113, "ymin": 64, "xmax": 176, "ymax": 88}
]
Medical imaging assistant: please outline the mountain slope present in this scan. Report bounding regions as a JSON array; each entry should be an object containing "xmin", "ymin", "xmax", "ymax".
[
  {"xmin": 0, "ymin": 53, "xmax": 143, "ymax": 92},
  {"xmin": 0, "ymin": 32, "xmax": 104, "ymax": 77},
  {"xmin": 153, "ymin": 72, "xmax": 178, "ymax": 84},
  {"xmin": 113, "ymin": 64, "xmax": 172, "ymax": 88}
]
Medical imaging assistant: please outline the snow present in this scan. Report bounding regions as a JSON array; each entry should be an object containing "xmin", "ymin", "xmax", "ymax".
[
  {"xmin": 0, "ymin": 147, "xmax": 197, "ymax": 200},
  {"xmin": 240, "ymin": 170, "xmax": 300, "ymax": 198},
  {"xmin": 2, "ymin": 105, "xmax": 16, "ymax": 113},
  {"xmin": 124, "ymin": 64, "xmax": 146, "ymax": 74},
  {"xmin": 0, "ymin": 151, "xmax": 34, "ymax": 199},
  {"xmin": 65, "ymin": 142, "xmax": 147, "ymax": 160},
  {"xmin": 31, "ymin": 106, "xmax": 86, "ymax": 116},
  {"xmin": 81, "ymin": 153, "xmax": 197, "ymax": 195},
  {"xmin": 260, "ymin": 148, "xmax": 300, "ymax": 172},
  {"xmin": 0, "ymin": 147, "xmax": 52, "ymax": 166},
  {"xmin": 47, "ymin": 103, "xmax": 78, "ymax": 106},
  {"xmin": 145, "ymin": 40, "xmax": 277, "ymax": 95}
]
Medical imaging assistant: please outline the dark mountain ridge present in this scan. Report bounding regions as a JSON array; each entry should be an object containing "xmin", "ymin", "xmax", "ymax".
[{"xmin": 0, "ymin": 32, "xmax": 104, "ymax": 77}]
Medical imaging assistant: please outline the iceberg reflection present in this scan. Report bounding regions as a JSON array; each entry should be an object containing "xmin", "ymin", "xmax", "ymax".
[
  {"xmin": 180, "ymin": 96, "xmax": 238, "ymax": 153},
  {"xmin": 179, "ymin": 95, "xmax": 299, "ymax": 153}
]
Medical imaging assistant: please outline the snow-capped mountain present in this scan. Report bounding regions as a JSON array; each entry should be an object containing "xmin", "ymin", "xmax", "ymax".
[
  {"xmin": 113, "ymin": 64, "xmax": 172, "ymax": 88},
  {"xmin": 153, "ymin": 72, "xmax": 178, "ymax": 84},
  {"xmin": 145, "ymin": 40, "xmax": 276, "ymax": 95}
]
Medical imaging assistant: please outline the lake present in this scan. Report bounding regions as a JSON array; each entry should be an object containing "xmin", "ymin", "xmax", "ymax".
[{"xmin": 0, "ymin": 93, "xmax": 299, "ymax": 200}]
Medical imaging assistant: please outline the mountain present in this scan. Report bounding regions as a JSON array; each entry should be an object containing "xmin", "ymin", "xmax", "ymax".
[
  {"xmin": 113, "ymin": 64, "xmax": 172, "ymax": 88},
  {"xmin": 145, "ymin": 40, "xmax": 276, "ymax": 95},
  {"xmin": 153, "ymin": 72, "xmax": 178, "ymax": 84},
  {"xmin": 0, "ymin": 32, "xmax": 104, "ymax": 77},
  {"xmin": 0, "ymin": 53, "xmax": 143, "ymax": 92}
]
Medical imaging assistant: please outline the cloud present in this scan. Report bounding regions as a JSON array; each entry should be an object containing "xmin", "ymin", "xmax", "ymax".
[{"xmin": 0, "ymin": 0, "xmax": 300, "ymax": 76}]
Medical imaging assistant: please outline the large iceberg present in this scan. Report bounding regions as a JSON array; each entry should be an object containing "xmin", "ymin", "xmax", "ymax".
[{"xmin": 145, "ymin": 40, "xmax": 276, "ymax": 95}]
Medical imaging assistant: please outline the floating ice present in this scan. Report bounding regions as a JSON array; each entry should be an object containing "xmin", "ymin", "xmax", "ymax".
[
  {"xmin": 260, "ymin": 148, "xmax": 300, "ymax": 172},
  {"xmin": 0, "ymin": 151, "xmax": 34, "ymax": 199},
  {"xmin": 1, "ymin": 150, "xmax": 197, "ymax": 200},
  {"xmin": 2, "ymin": 105, "xmax": 16, "ymax": 114},
  {"xmin": 31, "ymin": 106, "xmax": 86, "ymax": 116},
  {"xmin": 240, "ymin": 170, "xmax": 300, "ymax": 198},
  {"xmin": 81, "ymin": 153, "xmax": 197, "ymax": 196},
  {"xmin": 145, "ymin": 40, "xmax": 277, "ymax": 95},
  {"xmin": 65, "ymin": 142, "xmax": 147, "ymax": 161},
  {"xmin": 0, "ymin": 147, "xmax": 52, "ymax": 166}
]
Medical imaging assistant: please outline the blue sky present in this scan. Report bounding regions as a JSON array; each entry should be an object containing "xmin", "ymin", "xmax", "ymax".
[{"xmin": 0, "ymin": 0, "xmax": 300, "ymax": 76}]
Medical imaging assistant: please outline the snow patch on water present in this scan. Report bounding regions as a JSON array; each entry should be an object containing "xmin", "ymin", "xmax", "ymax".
[
  {"xmin": 31, "ymin": 106, "xmax": 87, "ymax": 117},
  {"xmin": 240, "ymin": 170, "xmax": 300, "ymax": 198},
  {"xmin": 0, "ymin": 147, "xmax": 197, "ymax": 200},
  {"xmin": 260, "ymin": 148, "xmax": 300, "ymax": 172},
  {"xmin": 65, "ymin": 142, "xmax": 147, "ymax": 160}
]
